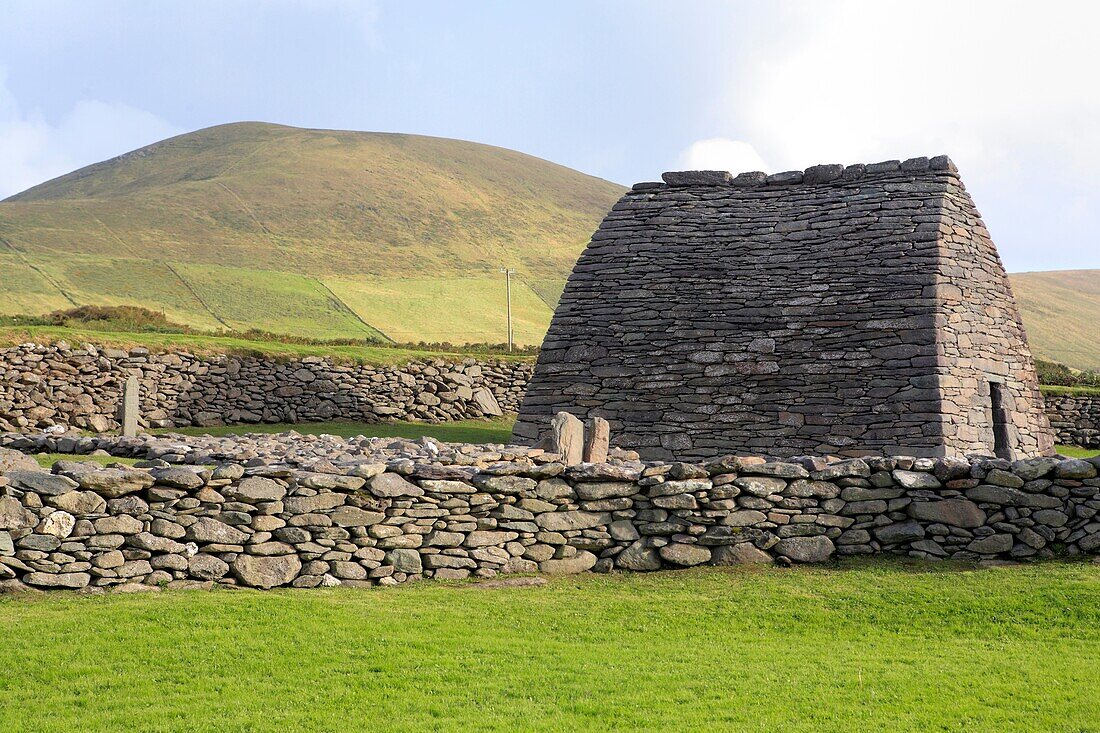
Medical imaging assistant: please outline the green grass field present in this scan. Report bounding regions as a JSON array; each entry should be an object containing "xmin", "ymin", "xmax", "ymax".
[
  {"xmin": 325, "ymin": 275, "xmax": 554, "ymax": 346},
  {"xmin": 161, "ymin": 417, "xmax": 516, "ymax": 444},
  {"xmin": 1011, "ymin": 269, "xmax": 1100, "ymax": 372},
  {"xmin": 0, "ymin": 325, "xmax": 535, "ymax": 366},
  {"xmin": 1, "ymin": 562, "xmax": 1098, "ymax": 732},
  {"xmin": 1053, "ymin": 444, "xmax": 1100, "ymax": 459},
  {"xmin": 29, "ymin": 453, "xmax": 139, "ymax": 468}
]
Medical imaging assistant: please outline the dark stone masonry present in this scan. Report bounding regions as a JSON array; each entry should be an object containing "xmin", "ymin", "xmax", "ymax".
[
  {"xmin": 2, "ymin": 436, "xmax": 1098, "ymax": 592},
  {"xmin": 515, "ymin": 157, "xmax": 1055, "ymax": 460}
]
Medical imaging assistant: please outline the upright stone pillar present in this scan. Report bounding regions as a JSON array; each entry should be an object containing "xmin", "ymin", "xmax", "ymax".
[
  {"xmin": 551, "ymin": 412, "xmax": 584, "ymax": 466},
  {"xmin": 121, "ymin": 376, "xmax": 140, "ymax": 437},
  {"xmin": 583, "ymin": 416, "xmax": 610, "ymax": 463}
]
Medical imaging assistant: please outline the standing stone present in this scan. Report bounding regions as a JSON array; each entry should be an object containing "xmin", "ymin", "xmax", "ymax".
[
  {"xmin": 551, "ymin": 412, "xmax": 584, "ymax": 466},
  {"xmin": 472, "ymin": 387, "xmax": 503, "ymax": 417},
  {"xmin": 122, "ymin": 375, "xmax": 140, "ymax": 437},
  {"xmin": 583, "ymin": 416, "xmax": 610, "ymax": 463}
]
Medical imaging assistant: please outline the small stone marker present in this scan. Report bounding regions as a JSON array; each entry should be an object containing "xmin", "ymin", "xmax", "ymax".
[
  {"xmin": 583, "ymin": 416, "xmax": 610, "ymax": 463},
  {"xmin": 551, "ymin": 411, "xmax": 584, "ymax": 466},
  {"xmin": 472, "ymin": 387, "xmax": 503, "ymax": 417},
  {"xmin": 121, "ymin": 375, "xmax": 140, "ymax": 437}
]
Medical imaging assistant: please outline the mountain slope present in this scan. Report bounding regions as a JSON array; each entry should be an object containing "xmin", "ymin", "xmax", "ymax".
[
  {"xmin": 0, "ymin": 122, "xmax": 625, "ymax": 343},
  {"xmin": 0, "ymin": 124, "xmax": 1096, "ymax": 363},
  {"xmin": 1010, "ymin": 269, "xmax": 1100, "ymax": 372}
]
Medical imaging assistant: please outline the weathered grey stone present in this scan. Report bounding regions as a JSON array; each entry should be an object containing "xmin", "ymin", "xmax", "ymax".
[
  {"xmin": 8, "ymin": 470, "xmax": 79, "ymax": 496},
  {"xmin": 232, "ymin": 554, "xmax": 302, "ymax": 588},
  {"xmin": 226, "ymin": 477, "xmax": 286, "ymax": 502},
  {"xmin": 512, "ymin": 161, "xmax": 1054, "ymax": 461},
  {"xmin": 892, "ymin": 470, "xmax": 942, "ymax": 490},
  {"xmin": 1054, "ymin": 459, "xmax": 1097, "ymax": 480},
  {"xmin": 535, "ymin": 510, "xmax": 609, "ymax": 532},
  {"xmin": 151, "ymin": 467, "xmax": 205, "ymax": 490},
  {"xmin": 658, "ymin": 542, "xmax": 711, "ymax": 566},
  {"xmin": 614, "ymin": 540, "xmax": 661, "ymax": 570},
  {"xmin": 0, "ymin": 496, "xmax": 36, "ymax": 530},
  {"xmin": 121, "ymin": 375, "xmax": 140, "ymax": 437},
  {"xmin": 188, "ymin": 554, "xmax": 229, "ymax": 579},
  {"xmin": 0, "ymin": 447, "xmax": 38, "ymax": 472},
  {"xmin": 908, "ymin": 499, "xmax": 986, "ymax": 528},
  {"xmin": 367, "ymin": 472, "xmax": 424, "ymax": 498},
  {"xmin": 283, "ymin": 493, "xmax": 345, "ymax": 513},
  {"xmin": 329, "ymin": 506, "xmax": 385, "ymax": 527},
  {"xmin": 583, "ymin": 416, "xmax": 610, "ymax": 464},
  {"xmin": 723, "ymin": 510, "xmax": 767, "ymax": 527},
  {"xmin": 873, "ymin": 521, "xmax": 925, "ymax": 544},
  {"xmin": 24, "ymin": 571, "xmax": 90, "ymax": 589},
  {"xmin": 50, "ymin": 490, "xmax": 107, "ymax": 514},
  {"xmin": 775, "ymin": 536, "xmax": 834, "ymax": 563},
  {"xmin": 40, "ymin": 510, "xmax": 76, "ymax": 539},
  {"xmin": 710, "ymin": 543, "xmax": 773, "ymax": 565},
  {"xmin": 77, "ymin": 468, "xmax": 155, "ymax": 498},
  {"xmin": 734, "ymin": 476, "xmax": 787, "ymax": 497},
  {"xmin": 465, "ymin": 530, "xmax": 520, "ymax": 547},
  {"xmin": 539, "ymin": 550, "xmax": 597, "ymax": 574},
  {"xmin": 185, "ymin": 517, "xmax": 248, "ymax": 545},
  {"xmin": 968, "ymin": 534, "xmax": 1013, "ymax": 554},
  {"xmin": 574, "ymin": 481, "xmax": 636, "ymax": 501},
  {"xmin": 387, "ymin": 548, "xmax": 423, "ymax": 574},
  {"xmin": 551, "ymin": 412, "xmax": 584, "ymax": 466},
  {"xmin": 93, "ymin": 515, "xmax": 144, "ymax": 535}
]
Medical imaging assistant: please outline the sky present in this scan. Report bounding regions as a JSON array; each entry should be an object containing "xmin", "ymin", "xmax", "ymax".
[{"xmin": 1, "ymin": 0, "xmax": 1097, "ymax": 272}]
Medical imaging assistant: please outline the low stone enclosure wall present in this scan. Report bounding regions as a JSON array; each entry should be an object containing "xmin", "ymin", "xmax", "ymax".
[
  {"xmin": 0, "ymin": 341, "xmax": 1096, "ymax": 447},
  {"xmin": 2, "ymin": 443, "xmax": 1099, "ymax": 592},
  {"xmin": 1045, "ymin": 393, "xmax": 1100, "ymax": 448},
  {"xmin": 0, "ymin": 342, "xmax": 532, "ymax": 432}
]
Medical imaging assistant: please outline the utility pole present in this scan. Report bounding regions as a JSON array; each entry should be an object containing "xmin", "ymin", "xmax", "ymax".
[{"xmin": 500, "ymin": 267, "xmax": 515, "ymax": 352}]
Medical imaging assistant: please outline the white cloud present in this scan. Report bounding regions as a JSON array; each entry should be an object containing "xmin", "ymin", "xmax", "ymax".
[
  {"xmin": 0, "ymin": 68, "xmax": 183, "ymax": 199},
  {"xmin": 679, "ymin": 138, "xmax": 769, "ymax": 175},
  {"xmin": 693, "ymin": 0, "xmax": 1100, "ymax": 271},
  {"xmin": 729, "ymin": 0, "xmax": 1100, "ymax": 176}
]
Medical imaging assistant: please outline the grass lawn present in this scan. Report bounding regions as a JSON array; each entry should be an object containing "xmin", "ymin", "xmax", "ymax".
[
  {"xmin": 1, "ymin": 562, "xmax": 1098, "ymax": 731},
  {"xmin": 160, "ymin": 416, "xmax": 517, "ymax": 444},
  {"xmin": 29, "ymin": 453, "xmax": 139, "ymax": 468},
  {"xmin": 1057, "ymin": 444, "xmax": 1100, "ymax": 459},
  {"xmin": 0, "ymin": 325, "xmax": 534, "ymax": 366}
]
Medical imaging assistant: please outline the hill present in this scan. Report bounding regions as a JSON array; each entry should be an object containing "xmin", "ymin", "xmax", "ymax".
[
  {"xmin": 0, "ymin": 125, "xmax": 1096, "ymax": 365},
  {"xmin": 1010, "ymin": 269, "xmax": 1100, "ymax": 372},
  {"xmin": 0, "ymin": 122, "xmax": 624, "ymax": 344}
]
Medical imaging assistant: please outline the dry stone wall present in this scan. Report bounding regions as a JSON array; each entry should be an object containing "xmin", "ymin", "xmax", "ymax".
[
  {"xmin": 0, "ymin": 342, "xmax": 532, "ymax": 432},
  {"xmin": 1045, "ymin": 394, "xmax": 1100, "ymax": 448},
  {"xmin": 3, "ymin": 447, "xmax": 1099, "ymax": 592}
]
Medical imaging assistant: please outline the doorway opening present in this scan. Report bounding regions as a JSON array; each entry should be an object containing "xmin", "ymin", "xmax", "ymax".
[{"xmin": 990, "ymin": 381, "xmax": 1011, "ymax": 459}]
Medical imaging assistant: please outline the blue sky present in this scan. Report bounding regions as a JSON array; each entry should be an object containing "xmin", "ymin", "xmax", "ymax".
[{"xmin": 1, "ymin": 0, "xmax": 1097, "ymax": 272}]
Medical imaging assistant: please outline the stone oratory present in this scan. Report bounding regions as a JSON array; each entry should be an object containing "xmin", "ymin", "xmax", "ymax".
[{"xmin": 514, "ymin": 157, "xmax": 1054, "ymax": 460}]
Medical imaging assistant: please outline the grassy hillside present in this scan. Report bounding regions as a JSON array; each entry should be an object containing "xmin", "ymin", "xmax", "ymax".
[
  {"xmin": 1, "ymin": 123, "xmax": 1095, "ymax": 360},
  {"xmin": 1011, "ymin": 269, "xmax": 1100, "ymax": 372},
  {"xmin": 0, "ymin": 122, "xmax": 623, "ymax": 345}
]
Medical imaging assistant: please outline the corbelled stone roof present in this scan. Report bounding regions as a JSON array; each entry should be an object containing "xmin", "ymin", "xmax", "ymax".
[{"xmin": 514, "ymin": 156, "xmax": 1053, "ymax": 460}]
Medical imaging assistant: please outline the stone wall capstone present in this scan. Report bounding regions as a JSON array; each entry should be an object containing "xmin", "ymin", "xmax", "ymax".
[
  {"xmin": 0, "ymin": 342, "xmax": 533, "ymax": 432},
  {"xmin": 2, "ymin": 442, "xmax": 1099, "ymax": 592}
]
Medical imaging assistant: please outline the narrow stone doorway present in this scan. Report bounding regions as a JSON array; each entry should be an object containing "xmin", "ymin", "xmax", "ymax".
[{"xmin": 990, "ymin": 381, "xmax": 1011, "ymax": 460}]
